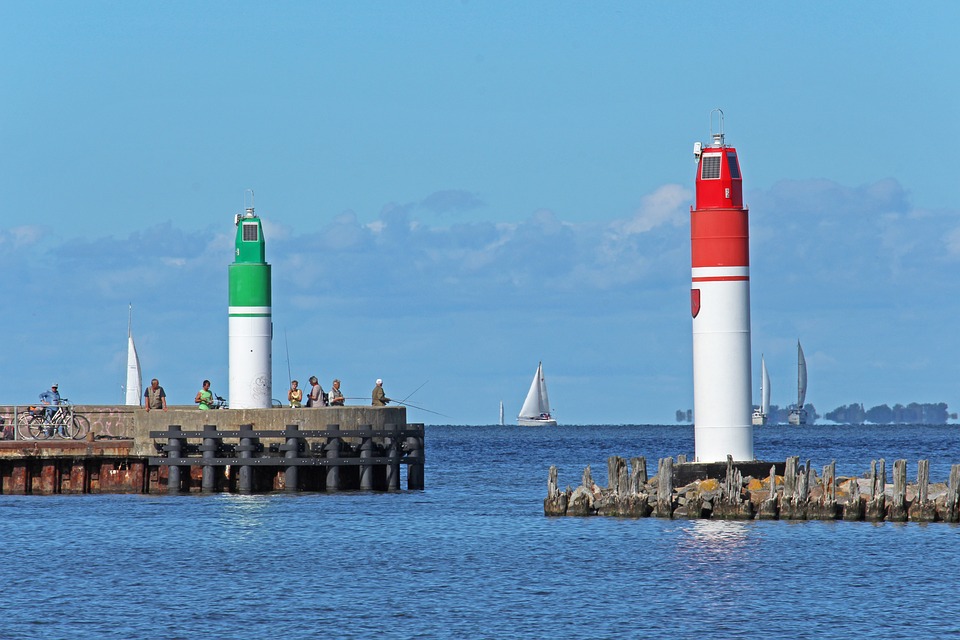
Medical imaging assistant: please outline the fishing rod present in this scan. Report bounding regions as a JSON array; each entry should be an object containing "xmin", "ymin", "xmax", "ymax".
[
  {"xmin": 341, "ymin": 395, "xmax": 452, "ymax": 419},
  {"xmin": 399, "ymin": 380, "xmax": 428, "ymax": 405},
  {"xmin": 392, "ymin": 399, "xmax": 453, "ymax": 420},
  {"xmin": 284, "ymin": 330, "xmax": 293, "ymax": 386}
]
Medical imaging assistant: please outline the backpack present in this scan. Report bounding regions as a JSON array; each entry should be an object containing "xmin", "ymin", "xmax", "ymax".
[{"xmin": 322, "ymin": 391, "xmax": 329, "ymax": 406}]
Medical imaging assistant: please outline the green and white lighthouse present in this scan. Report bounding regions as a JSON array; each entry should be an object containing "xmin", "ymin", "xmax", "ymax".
[{"xmin": 228, "ymin": 204, "xmax": 272, "ymax": 408}]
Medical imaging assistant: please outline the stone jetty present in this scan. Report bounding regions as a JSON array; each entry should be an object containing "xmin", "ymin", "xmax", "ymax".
[{"xmin": 544, "ymin": 455, "xmax": 960, "ymax": 523}]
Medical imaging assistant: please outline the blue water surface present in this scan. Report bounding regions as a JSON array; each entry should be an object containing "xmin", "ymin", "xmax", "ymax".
[{"xmin": 0, "ymin": 424, "xmax": 958, "ymax": 639}]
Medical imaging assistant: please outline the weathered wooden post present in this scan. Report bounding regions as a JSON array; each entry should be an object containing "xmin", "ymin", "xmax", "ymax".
[
  {"xmin": 842, "ymin": 471, "xmax": 863, "ymax": 521},
  {"xmin": 200, "ymin": 424, "xmax": 218, "ymax": 493},
  {"xmin": 809, "ymin": 461, "xmax": 837, "ymax": 520},
  {"xmin": 544, "ymin": 465, "xmax": 568, "ymax": 516},
  {"xmin": 757, "ymin": 465, "xmax": 778, "ymax": 520},
  {"xmin": 384, "ymin": 424, "xmax": 401, "ymax": 491},
  {"xmin": 237, "ymin": 424, "xmax": 256, "ymax": 494},
  {"xmin": 909, "ymin": 459, "xmax": 936, "ymax": 522},
  {"xmin": 942, "ymin": 464, "xmax": 960, "ymax": 523},
  {"xmin": 282, "ymin": 425, "xmax": 300, "ymax": 492},
  {"xmin": 714, "ymin": 455, "xmax": 752, "ymax": 519},
  {"xmin": 607, "ymin": 457, "xmax": 625, "ymax": 494},
  {"xmin": 889, "ymin": 459, "xmax": 908, "ymax": 522},
  {"xmin": 631, "ymin": 457, "xmax": 648, "ymax": 494},
  {"xmin": 406, "ymin": 424, "xmax": 425, "ymax": 490},
  {"xmin": 866, "ymin": 459, "xmax": 886, "ymax": 521},
  {"xmin": 781, "ymin": 456, "xmax": 802, "ymax": 520},
  {"xmin": 653, "ymin": 457, "xmax": 673, "ymax": 518},
  {"xmin": 324, "ymin": 424, "xmax": 341, "ymax": 491},
  {"xmin": 359, "ymin": 424, "xmax": 374, "ymax": 490},
  {"xmin": 166, "ymin": 425, "xmax": 184, "ymax": 494}
]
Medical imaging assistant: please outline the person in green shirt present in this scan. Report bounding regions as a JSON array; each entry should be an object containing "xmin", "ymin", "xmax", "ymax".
[{"xmin": 195, "ymin": 380, "xmax": 214, "ymax": 410}]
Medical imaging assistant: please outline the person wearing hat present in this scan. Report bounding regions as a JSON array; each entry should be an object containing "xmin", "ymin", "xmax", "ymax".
[
  {"xmin": 372, "ymin": 379, "xmax": 391, "ymax": 406},
  {"xmin": 39, "ymin": 383, "xmax": 61, "ymax": 421}
]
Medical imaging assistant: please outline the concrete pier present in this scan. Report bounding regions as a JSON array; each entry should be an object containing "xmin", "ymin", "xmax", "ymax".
[{"xmin": 0, "ymin": 405, "xmax": 424, "ymax": 495}]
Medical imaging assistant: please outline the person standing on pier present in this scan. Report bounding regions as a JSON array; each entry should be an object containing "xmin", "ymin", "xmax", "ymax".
[
  {"xmin": 144, "ymin": 378, "xmax": 167, "ymax": 412},
  {"xmin": 372, "ymin": 379, "xmax": 391, "ymax": 406},
  {"xmin": 306, "ymin": 376, "xmax": 325, "ymax": 407},
  {"xmin": 329, "ymin": 379, "xmax": 344, "ymax": 406},
  {"xmin": 39, "ymin": 383, "xmax": 61, "ymax": 420},
  {"xmin": 195, "ymin": 380, "xmax": 214, "ymax": 410},
  {"xmin": 288, "ymin": 380, "xmax": 303, "ymax": 407}
]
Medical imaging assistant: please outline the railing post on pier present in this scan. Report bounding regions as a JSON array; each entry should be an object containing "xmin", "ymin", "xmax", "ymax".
[
  {"xmin": 406, "ymin": 424, "xmax": 424, "ymax": 490},
  {"xmin": 359, "ymin": 424, "xmax": 374, "ymax": 490},
  {"xmin": 237, "ymin": 424, "xmax": 256, "ymax": 494},
  {"xmin": 283, "ymin": 425, "xmax": 300, "ymax": 492},
  {"xmin": 325, "ymin": 424, "xmax": 341, "ymax": 491},
  {"xmin": 385, "ymin": 423, "xmax": 401, "ymax": 491},
  {"xmin": 166, "ymin": 425, "xmax": 184, "ymax": 494},
  {"xmin": 201, "ymin": 424, "xmax": 219, "ymax": 493}
]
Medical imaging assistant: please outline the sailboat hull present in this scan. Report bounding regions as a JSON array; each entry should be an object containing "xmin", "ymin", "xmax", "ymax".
[
  {"xmin": 517, "ymin": 417, "xmax": 558, "ymax": 427},
  {"xmin": 751, "ymin": 410, "xmax": 767, "ymax": 426}
]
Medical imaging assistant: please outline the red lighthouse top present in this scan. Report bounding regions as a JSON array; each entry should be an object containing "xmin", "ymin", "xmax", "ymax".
[{"xmin": 694, "ymin": 132, "xmax": 743, "ymax": 210}]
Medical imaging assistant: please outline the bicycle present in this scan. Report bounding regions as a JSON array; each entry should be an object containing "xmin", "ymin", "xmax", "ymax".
[{"xmin": 17, "ymin": 400, "xmax": 91, "ymax": 440}]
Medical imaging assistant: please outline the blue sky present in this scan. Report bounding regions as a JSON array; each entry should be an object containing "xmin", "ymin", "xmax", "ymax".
[{"xmin": 1, "ymin": 2, "xmax": 959, "ymax": 424}]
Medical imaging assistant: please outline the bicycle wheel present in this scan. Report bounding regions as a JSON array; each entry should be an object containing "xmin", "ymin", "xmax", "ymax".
[
  {"xmin": 20, "ymin": 414, "xmax": 48, "ymax": 439},
  {"xmin": 68, "ymin": 415, "xmax": 90, "ymax": 440},
  {"xmin": 16, "ymin": 413, "xmax": 37, "ymax": 439}
]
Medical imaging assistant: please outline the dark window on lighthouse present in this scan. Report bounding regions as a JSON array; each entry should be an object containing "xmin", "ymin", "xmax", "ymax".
[
  {"xmin": 727, "ymin": 153, "xmax": 741, "ymax": 179},
  {"xmin": 242, "ymin": 222, "xmax": 259, "ymax": 242},
  {"xmin": 701, "ymin": 155, "xmax": 721, "ymax": 179}
]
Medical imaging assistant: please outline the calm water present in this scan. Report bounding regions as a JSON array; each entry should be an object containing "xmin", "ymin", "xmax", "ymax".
[{"xmin": 2, "ymin": 424, "xmax": 958, "ymax": 639}]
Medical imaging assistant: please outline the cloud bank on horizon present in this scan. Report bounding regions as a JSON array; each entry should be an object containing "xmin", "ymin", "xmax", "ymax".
[{"xmin": 1, "ymin": 176, "xmax": 957, "ymax": 424}]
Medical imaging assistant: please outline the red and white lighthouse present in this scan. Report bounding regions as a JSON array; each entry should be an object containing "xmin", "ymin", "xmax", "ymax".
[{"xmin": 690, "ymin": 111, "xmax": 754, "ymax": 462}]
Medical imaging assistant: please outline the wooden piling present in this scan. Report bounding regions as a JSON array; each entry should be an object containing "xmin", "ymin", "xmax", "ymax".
[
  {"xmin": 865, "ymin": 459, "xmax": 886, "ymax": 521},
  {"xmin": 889, "ymin": 459, "xmax": 908, "ymax": 522},
  {"xmin": 909, "ymin": 459, "xmax": 936, "ymax": 522},
  {"xmin": 653, "ymin": 457, "xmax": 673, "ymax": 518}
]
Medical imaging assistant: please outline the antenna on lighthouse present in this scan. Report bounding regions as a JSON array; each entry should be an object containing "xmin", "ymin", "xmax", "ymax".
[
  {"xmin": 245, "ymin": 188, "xmax": 255, "ymax": 217},
  {"xmin": 710, "ymin": 108, "xmax": 725, "ymax": 147}
]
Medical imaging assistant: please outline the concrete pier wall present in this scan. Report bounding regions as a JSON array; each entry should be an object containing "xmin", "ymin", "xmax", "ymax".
[{"xmin": 1, "ymin": 405, "xmax": 407, "ymax": 456}]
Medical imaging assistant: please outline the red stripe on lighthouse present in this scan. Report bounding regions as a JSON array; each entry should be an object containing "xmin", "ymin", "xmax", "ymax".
[{"xmin": 690, "ymin": 208, "xmax": 750, "ymax": 268}]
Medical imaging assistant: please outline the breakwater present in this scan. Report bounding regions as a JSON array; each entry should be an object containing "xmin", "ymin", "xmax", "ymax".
[
  {"xmin": 0, "ymin": 405, "xmax": 424, "ymax": 494},
  {"xmin": 544, "ymin": 455, "xmax": 960, "ymax": 522}
]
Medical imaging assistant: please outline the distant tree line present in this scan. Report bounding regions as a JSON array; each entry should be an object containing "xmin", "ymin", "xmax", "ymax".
[
  {"xmin": 824, "ymin": 402, "xmax": 957, "ymax": 424},
  {"xmin": 675, "ymin": 402, "xmax": 958, "ymax": 424}
]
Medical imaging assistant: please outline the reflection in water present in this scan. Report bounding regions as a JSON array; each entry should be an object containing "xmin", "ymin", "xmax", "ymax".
[
  {"xmin": 676, "ymin": 520, "xmax": 752, "ymax": 566},
  {"xmin": 217, "ymin": 493, "xmax": 272, "ymax": 533}
]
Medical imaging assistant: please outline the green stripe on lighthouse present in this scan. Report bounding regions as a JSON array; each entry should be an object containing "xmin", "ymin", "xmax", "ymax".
[{"xmin": 229, "ymin": 214, "xmax": 272, "ymax": 309}]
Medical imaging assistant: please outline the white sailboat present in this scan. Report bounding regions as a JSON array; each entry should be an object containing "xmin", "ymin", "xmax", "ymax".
[
  {"xmin": 124, "ymin": 304, "xmax": 142, "ymax": 406},
  {"xmin": 517, "ymin": 361, "xmax": 557, "ymax": 426},
  {"xmin": 788, "ymin": 340, "xmax": 808, "ymax": 425},
  {"xmin": 751, "ymin": 355, "xmax": 770, "ymax": 426}
]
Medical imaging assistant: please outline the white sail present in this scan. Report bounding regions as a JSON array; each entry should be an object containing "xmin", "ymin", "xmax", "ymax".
[
  {"xmin": 760, "ymin": 355, "xmax": 771, "ymax": 415},
  {"xmin": 797, "ymin": 341, "xmax": 807, "ymax": 409},
  {"xmin": 519, "ymin": 363, "xmax": 544, "ymax": 419},
  {"xmin": 499, "ymin": 401, "xmax": 504, "ymax": 426},
  {"xmin": 518, "ymin": 361, "xmax": 556, "ymax": 426},
  {"xmin": 538, "ymin": 369, "xmax": 552, "ymax": 416},
  {"xmin": 125, "ymin": 305, "xmax": 142, "ymax": 406}
]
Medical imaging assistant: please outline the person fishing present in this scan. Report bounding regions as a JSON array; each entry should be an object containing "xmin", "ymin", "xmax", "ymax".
[
  {"xmin": 372, "ymin": 378, "xmax": 391, "ymax": 406},
  {"xmin": 329, "ymin": 379, "xmax": 344, "ymax": 406},
  {"xmin": 288, "ymin": 380, "xmax": 303, "ymax": 408},
  {"xmin": 195, "ymin": 380, "xmax": 214, "ymax": 410}
]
